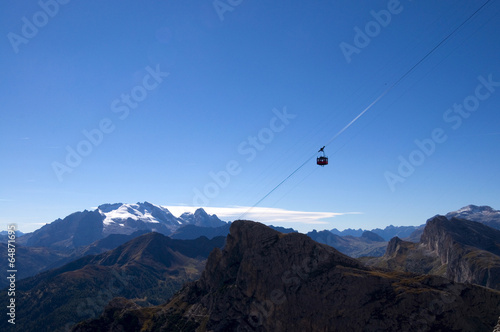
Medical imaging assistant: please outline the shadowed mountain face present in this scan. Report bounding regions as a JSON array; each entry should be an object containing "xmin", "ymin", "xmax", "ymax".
[
  {"xmin": 73, "ymin": 220, "xmax": 500, "ymax": 332},
  {"xmin": 0, "ymin": 233, "xmax": 225, "ymax": 332},
  {"xmin": 365, "ymin": 216, "xmax": 500, "ymax": 291}
]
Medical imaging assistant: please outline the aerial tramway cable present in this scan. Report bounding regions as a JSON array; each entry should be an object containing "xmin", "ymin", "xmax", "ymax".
[{"xmin": 238, "ymin": 0, "xmax": 494, "ymax": 220}]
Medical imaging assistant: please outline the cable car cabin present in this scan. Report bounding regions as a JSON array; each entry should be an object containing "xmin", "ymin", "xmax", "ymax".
[{"xmin": 317, "ymin": 156, "xmax": 328, "ymax": 166}]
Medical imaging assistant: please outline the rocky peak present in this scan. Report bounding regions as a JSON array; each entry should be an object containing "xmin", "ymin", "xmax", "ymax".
[
  {"xmin": 199, "ymin": 220, "xmax": 363, "ymax": 292},
  {"xmin": 179, "ymin": 208, "xmax": 226, "ymax": 228},
  {"xmin": 384, "ymin": 236, "xmax": 403, "ymax": 257}
]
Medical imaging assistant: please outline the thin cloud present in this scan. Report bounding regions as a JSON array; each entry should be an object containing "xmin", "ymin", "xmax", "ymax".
[{"xmin": 164, "ymin": 205, "xmax": 362, "ymax": 226}]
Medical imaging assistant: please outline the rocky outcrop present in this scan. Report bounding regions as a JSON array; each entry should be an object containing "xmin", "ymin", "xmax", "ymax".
[
  {"xmin": 74, "ymin": 220, "xmax": 500, "ymax": 332},
  {"xmin": 421, "ymin": 216, "xmax": 500, "ymax": 289},
  {"xmin": 366, "ymin": 236, "xmax": 443, "ymax": 276}
]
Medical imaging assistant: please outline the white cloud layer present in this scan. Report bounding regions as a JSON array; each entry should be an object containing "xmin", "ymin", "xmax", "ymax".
[{"xmin": 165, "ymin": 205, "xmax": 362, "ymax": 227}]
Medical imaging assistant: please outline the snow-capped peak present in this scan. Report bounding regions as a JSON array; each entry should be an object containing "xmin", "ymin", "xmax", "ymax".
[
  {"xmin": 446, "ymin": 205, "xmax": 500, "ymax": 224},
  {"xmin": 178, "ymin": 208, "xmax": 226, "ymax": 228},
  {"xmin": 97, "ymin": 202, "xmax": 183, "ymax": 235}
]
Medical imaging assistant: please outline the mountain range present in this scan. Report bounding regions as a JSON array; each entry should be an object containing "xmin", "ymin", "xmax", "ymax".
[
  {"xmin": 73, "ymin": 220, "xmax": 500, "ymax": 331},
  {"xmin": 2, "ymin": 203, "xmax": 500, "ymax": 331},
  {"xmin": 3, "ymin": 203, "xmax": 499, "ymax": 288},
  {"xmin": 18, "ymin": 202, "xmax": 226, "ymax": 249},
  {"xmin": 330, "ymin": 224, "xmax": 425, "ymax": 241},
  {"xmin": 0, "ymin": 203, "xmax": 227, "ymax": 288},
  {"xmin": 0, "ymin": 232, "xmax": 225, "ymax": 332}
]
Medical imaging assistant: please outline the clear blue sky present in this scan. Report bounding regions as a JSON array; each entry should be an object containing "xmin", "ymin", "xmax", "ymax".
[{"xmin": 1, "ymin": 0, "xmax": 499, "ymax": 233}]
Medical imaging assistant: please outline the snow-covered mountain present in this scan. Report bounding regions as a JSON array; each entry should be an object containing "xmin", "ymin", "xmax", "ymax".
[
  {"xmin": 178, "ymin": 208, "xmax": 226, "ymax": 228},
  {"xmin": 446, "ymin": 205, "xmax": 500, "ymax": 230},
  {"xmin": 19, "ymin": 202, "xmax": 226, "ymax": 248},
  {"xmin": 98, "ymin": 202, "xmax": 184, "ymax": 235}
]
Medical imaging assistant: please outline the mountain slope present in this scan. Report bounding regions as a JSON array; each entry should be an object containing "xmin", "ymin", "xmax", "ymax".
[
  {"xmin": 0, "ymin": 230, "xmax": 153, "ymax": 290},
  {"xmin": 0, "ymin": 233, "xmax": 225, "ymax": 332},
  {"xmin": 19, "ymin": 210, "xmax": 104, "ymax": 248},
  {"xmin": 0, "ymin": 243, "xmax": 69, "ymax": 289},
  {"xmin": 74, "ymin": 220, "xmax": 500, "ymax": 332}
]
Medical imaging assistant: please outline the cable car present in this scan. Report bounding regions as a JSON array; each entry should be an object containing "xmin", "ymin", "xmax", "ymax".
[{"xmin": 317, "ymin": 146, "xmax": 328, "ymax": 166}]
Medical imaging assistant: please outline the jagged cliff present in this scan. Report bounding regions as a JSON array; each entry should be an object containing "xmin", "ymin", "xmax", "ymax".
[
  {"xmin": 366, "ymin": 216, "xmax": 500, "ymax": 291},
  {"xmin": 73, "ymin": 220, "xmax": 500, "ymax": 332},
  {"xmin": 421, "ymin": 216, "xmax": 500, "ymax": 289}
]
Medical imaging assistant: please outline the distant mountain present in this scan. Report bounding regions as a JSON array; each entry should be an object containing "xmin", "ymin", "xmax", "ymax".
[
  {"xmin": 307, "ymin": 230, "xmax": 387, "ymax": 257},
  {"xmin": 370, "ymin": 224, "xmax": 425, "ymax": 241},
  {"xmin": 170, "ymin": 224, "xmax": 231, "ymax": 240},
  {"xmin": 17, "ymin": 202, "xmax": 226, "ymax": 249},
  {"xmin": 170, "ymin": 223, "xmax": 296, "ymax": 240},
  {"xmin": 178, "ymin": 208, "xmax": 227, "ymax": 227},
  {"xmin": 446, "ymin": 204, "xmax": 500, "ymax": 230},
  {"xmin": 74, "ymin": 220, "xmax": 500, "ymax": 331},
  {"xmin": 0, "ymin": 233, "xmax": 225, "ymax": 332},
  {"xmin": 366, "ymin": 215, "xmax": 500, "ymax": 291},
  {"xmin": 98, "ymin": 202, "xmax": 181, "ymax": 235},
  {"xmin": 0, "ymin": 230, "xmax": 24, "ymax": 243},
  {"xmin": 330, "ymin": 225, "xmax": 424, "ymax": 241},
  {"xmin": 330, "ymin": 227, "xmax": 364, "ymax": 237}
]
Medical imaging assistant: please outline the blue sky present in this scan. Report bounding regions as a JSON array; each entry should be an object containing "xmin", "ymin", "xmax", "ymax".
[{"xmin": 1, "ymin": 0, "xmax": 499, "ymax": 233}]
